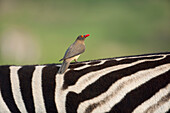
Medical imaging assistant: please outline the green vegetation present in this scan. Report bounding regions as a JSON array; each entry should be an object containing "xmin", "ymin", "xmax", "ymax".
[{"xmin": 0, "ymin": 0, "xmax": 170, "ymax": 65}]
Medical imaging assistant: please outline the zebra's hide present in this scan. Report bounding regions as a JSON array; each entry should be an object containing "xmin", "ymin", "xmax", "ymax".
[{"xmin": 0, "ymin": 52, "xmax": 170, "ymax": 113}]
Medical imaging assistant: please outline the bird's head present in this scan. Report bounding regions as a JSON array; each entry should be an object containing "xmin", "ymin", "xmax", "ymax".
[{"xmin": 76, "ymin": 34, "xmax": 90, "ymax": 41}]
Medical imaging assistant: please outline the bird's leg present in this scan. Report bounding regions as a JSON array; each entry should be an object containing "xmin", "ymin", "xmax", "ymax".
[{"xmin": 74, "ymin": 59, "xmax": 77, "ymax": 62}]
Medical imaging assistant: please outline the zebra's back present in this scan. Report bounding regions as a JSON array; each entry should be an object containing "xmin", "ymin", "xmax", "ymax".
[{"xmin": 0, "ymin": 52, "xmax": 170, "ymax": 113}]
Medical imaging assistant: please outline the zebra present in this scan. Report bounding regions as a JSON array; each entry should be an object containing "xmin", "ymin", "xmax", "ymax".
[{"xmin": 0, "ymin": 52, "xmax": 170, "ymax": 113}]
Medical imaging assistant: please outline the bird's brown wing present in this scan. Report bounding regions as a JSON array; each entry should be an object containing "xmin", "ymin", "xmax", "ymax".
[{"xmin": 59, "ymin": 43, "xmax": 85, "ymax": 61}]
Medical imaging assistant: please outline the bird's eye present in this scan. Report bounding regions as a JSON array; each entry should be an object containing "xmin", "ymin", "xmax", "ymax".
[{"xmin": 81, "ymin": 35, "xmax": 84, "ymax": 37}]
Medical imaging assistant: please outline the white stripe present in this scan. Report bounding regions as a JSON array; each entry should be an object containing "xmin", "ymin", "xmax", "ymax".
[
  {"xmin": 77, "ymin": 63, "xmax": 170, "ymax": 113},
  {"xmin": 56, "ymin": 64, "xmax": 61, "ymax": 67},
  {"xmin": 115, "ymin": 54, "xmax": 168, "ymax": 61},
  {"xmin": 73, "ymin": 64, "xmax": 90, "ymax": 71},
  {"xmin": 32, "ymin": 66, "xmax": 46, "ymax": 113},
  {"xmin": 74, "ymin": 60, "xmax": 106, "ymax": 71},
  {"xmin": 68, "ymin": 56, "xmax": 166, "ymax": 93},
  {"xmin": 55, "ymin": 73, "xmax": 67, "ymax": 113},
  {"xmin": 0, "ymin": 90, "xmax": 11, "ymax": 113},
  {"xmin": 132, "ymin": 84, "xmax": 170, "ymax": 113},
  {"xmin": 154, "ymin": 100, "xmax": 170, "ymax": 113},
  {"xmin": 10, "ymin": 66, "xmax": 27, "ymax": 113}
]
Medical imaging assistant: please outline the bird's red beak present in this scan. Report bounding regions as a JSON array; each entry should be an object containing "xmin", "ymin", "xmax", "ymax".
[{"xmin": 84, "ymin": 34, "xmax": 90, "ymax": 38}]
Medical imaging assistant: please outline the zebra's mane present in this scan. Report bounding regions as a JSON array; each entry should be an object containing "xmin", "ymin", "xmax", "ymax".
[
  {"xmin": 2, "ymin": 52, "xmax": 170, "ymax": 67},
  {"xmin": 68, "ymin": 52, "xmax": 170, "ymax": 68},
  {"xmin": 76, "ymin": 52, "xmax": 170, "ymax": 63}
]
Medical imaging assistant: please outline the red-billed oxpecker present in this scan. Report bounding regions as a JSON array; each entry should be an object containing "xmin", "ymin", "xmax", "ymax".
[{"xmin": 58, "ymin": 34, "xmax": 90, "ymax": 74}]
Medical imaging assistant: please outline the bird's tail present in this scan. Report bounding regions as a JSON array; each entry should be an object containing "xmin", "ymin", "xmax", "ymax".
[{"xmin": 58, "ymin": 60, "xmax": 70, "ymax": 74}]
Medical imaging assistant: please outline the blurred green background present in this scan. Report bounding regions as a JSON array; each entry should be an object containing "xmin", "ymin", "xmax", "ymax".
[{"xmin": 0, "ymin": 0, "xmax": 170, "ymax": 65}]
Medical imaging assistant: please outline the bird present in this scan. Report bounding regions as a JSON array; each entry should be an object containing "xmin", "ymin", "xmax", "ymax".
[{"xmin": 58, "ymin": 34, "xmax": 90, "ymax": 74}]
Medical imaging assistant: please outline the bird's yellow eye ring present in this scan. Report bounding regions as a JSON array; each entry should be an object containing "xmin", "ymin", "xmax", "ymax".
[{"xmin": 81, "ymin": 35, "xmax": 84, "ymax": 37}]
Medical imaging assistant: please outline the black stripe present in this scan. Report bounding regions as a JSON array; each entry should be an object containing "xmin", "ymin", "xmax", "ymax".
[
  {"xmin": 18, "ymin": 66, "xmax": 35, "ymax": 113},
  {"xmin": 65, "ymin": 55, "xmax": 170, "ymax": 113},
  {"xmin": 107, "ymin": 70, "xmax": 170, "ymax": 113},
  {"xmin": 0, "ymin": 66, "xmax": 21, "ymax": 113},
  {"xmin": 88, "ymin": 61, "xmax": 101, "ymax": 65},
  {"xmin": 42, "ymin": 65, "xmax": 59, "ymax": 113},
  {"xmin": 69, "ymin": 63, "xmax": 86, "ymax": 69},
  {"xmin": 63, "ymin": 55, "xmax": 163, "ymax": 89},
  {"xmin": 166, "ymin": 108, "xmax": 170, "ymax": 113}
]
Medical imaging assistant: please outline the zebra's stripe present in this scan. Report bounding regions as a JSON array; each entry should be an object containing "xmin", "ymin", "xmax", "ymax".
[
  {"xmin": 132, "ymin": 84, "xmax": 170, "ymax": 113},
  {"xmin": 10, "ymin": 66, "xmax": 27, "ymax": 113},
  {"xmin": 18, "ymin": 66, "xmax": 35, "ymax": 113},
  {"xmin": 108, "ymin": 69, "xmax": 170, "ymax": 113},
  {"xmin": 32, "ymin": 66, "xmax": 46, "ymax": 113},
  {"xmin": 42, "ymin": 65, "xmax": 58, "ymax": 113},
  {"xmin": 78, "ymin": 64, "xmax": 170, "ymax": 113},
  {"xmin": 55, "ymin": 72, "xmax": 67, "ymax": 113},
  {"xmin": 145, "ymin": 93, "xmax": 170, "ymax": 113},
  {"xmin": 73, "ymin": 60, "xmax": 105, "ymax": 71},
  {"xmin": 0, "ymin": 90, "xmax": 10, "ymax": 113},
  {"xmin": 69, "ymin": 63, "xmax": 86, "ymax": 69},
  {"xmin": 66, "ymin": 56, "xmax": 170, "ymax": 113},
  {"xmin": 115, "ymin": 53, "xmax": 169, "ymax": 61},
  {"xmin": 0, "ymin": 66, "xmax": 10, "ymax": 113},
  {"xmin": 67, "ymin": 55, "xmax": 165, "ymax": 93},
  {"xmin": 63, "ymin": 55, "xmax": 163, "ymax": 89},
  {"xmin": 154, "ymin": 98, "xmax": 170, "ymax": 113},
  {"xmin": 88, "ymin": 61, "xmax": 101, "ymax": 65},
  {"xmin": 0, "ymin": 66, "xmax": 20, "ymax": 112}
]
